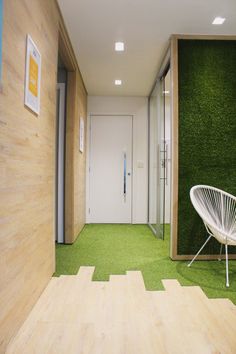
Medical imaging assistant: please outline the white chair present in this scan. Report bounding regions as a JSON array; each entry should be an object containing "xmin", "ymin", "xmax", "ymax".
[{"xmin": 188, "ymin": 185, "xmax": 236, "ymax": 287}]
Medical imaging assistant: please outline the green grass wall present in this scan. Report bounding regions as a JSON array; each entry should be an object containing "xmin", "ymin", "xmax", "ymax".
[{"xmin": 178, "ymin": 39, "xmax": 236, "ymax": 255}]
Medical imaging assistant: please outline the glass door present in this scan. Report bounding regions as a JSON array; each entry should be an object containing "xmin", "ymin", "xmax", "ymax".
[
  {"xmin": 148, "ymin": 65, "xmax": 171, "ymax": 240},
  {"xmin": 148, "ymin": 85, "xmax": 158, "ymax": 234},
  {"xmin": 164, "ymin": 69, "xmax": 171, "ymax": 237},
  {"xmin": 156, "ymin": 77, "xmax": 165, "ymax": 239}
]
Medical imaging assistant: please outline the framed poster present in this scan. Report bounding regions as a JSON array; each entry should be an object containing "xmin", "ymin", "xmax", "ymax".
[
  {"xmin": 79, "ymin": 117, "xmax": 84, "ymax": 152},
  {"xmin": 24, "ymin": 35, "xmax": 41, "ymax": 115}
]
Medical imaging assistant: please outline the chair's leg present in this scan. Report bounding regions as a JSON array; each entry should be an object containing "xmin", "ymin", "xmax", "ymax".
[
  {"xmin": 225, "ymin": 244, "xmax": 229, "ymax": 287},
  {"xmin": 218, "ymin": 244, "xmax": 223, "ymax": 261},
  {"xmin": 188, "ymin": 235, "xmax": 212, "ymax": 267}
]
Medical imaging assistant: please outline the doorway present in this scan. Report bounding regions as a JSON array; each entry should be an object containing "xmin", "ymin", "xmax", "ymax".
[
  {"xmin": 55, "ymin": 56, "xmax": 67, "ymax": 243},
  {"xmin": 89, "ymin": 115, "xmax": 133, "ymax": 223},
  {"xmin": 148, "ymin": 60, "xmax": 171, "ymax": 240}
]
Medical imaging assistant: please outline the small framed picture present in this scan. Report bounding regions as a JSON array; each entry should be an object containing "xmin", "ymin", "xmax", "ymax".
[
  {"xmin": 24, "ymin": 35, "xmax": 41, "ymax": 115},
  {"xmin": 79, "ymin": 117, "xmax": 84, "ymax": 152}
]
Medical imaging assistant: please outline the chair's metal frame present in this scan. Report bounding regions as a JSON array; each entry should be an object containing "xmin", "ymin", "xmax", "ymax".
[{"xmin": 188, "ymin": 185, "xmax": 236, "ymax": 287}]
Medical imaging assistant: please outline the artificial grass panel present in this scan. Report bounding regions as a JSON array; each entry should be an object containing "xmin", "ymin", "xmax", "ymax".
[
  {"xmin": 55, "ymin": 224, "xmax": 236, "ymax": 304},
  {"xmin": 178, "ymin": 40, "xmax": 236, "ymax": 255}
]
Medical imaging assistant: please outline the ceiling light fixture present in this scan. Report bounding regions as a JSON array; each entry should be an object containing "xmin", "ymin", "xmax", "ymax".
[
  {"xmin": 115, "ymin": 80, "xmax": 122, "ymax": 86},
  {"xmin": 212, "ymin": 17, "xmax": 225, "ymax": 25},
  {"xmin": 115, "ymin": 42, "xmax": 124, "ymax": 51}
]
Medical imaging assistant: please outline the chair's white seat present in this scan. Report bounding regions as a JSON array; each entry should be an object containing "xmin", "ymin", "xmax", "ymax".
[{"xmin": 191, "ymin": 185, "xmax": 236, "ymax": 246}]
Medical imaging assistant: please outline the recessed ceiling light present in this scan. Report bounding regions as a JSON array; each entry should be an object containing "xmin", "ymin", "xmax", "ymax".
[
  {"xmin": 212, "ymin": 17, "xmax": 225, "ymax": 25},
  {"xmin": 115, "ymin": 80, "xmax": 122, "ymax": 86},
  {"xmin": 115, "ymin": 42, "xmax": 124, "ymax": 51}
]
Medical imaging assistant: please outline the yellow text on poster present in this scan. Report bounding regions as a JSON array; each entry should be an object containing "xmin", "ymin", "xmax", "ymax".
[{"xmin": 29, "ymin": 55, "xmax": 38, "ymax": 97}]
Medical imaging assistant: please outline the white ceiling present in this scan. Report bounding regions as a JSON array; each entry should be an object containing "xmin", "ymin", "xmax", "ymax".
[{"xmin": 58, "ymin": 0, "xmax": 236, "ymax": 96}]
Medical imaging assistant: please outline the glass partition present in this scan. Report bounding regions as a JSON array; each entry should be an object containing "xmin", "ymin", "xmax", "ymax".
[
  {"xmin": 164, "ymin": 70, "xmax": 171, "ymax": 237},
  {"xmin": 156, "ymin": 77, "xmax": 165, "ymax": 239},
  {"xmin": 148, "ymin": 85, "xmax": 158, "ymax": 234},
  {"xmin": 148, "ymin": 66, "xmax": 171, "ymax": 240}
]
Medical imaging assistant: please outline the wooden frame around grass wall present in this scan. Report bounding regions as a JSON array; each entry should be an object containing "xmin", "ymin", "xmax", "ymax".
[{"xmin": 170, "ymin": 34, "xmax": 236, "ymax": 260}]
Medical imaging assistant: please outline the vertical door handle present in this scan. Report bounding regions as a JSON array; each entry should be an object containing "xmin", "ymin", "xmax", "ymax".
[
  {"xmin": 165, "ymin": 143, "xmax": 168, "ymax": 186},
  {"xmin": 123, "ymin": 152, "xmax": 127, "ymax": 200}
]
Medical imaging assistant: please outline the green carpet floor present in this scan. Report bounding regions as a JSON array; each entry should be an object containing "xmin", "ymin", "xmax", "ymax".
[{"xmin": 55, "ymin": 224, "xmax": 236, "ymax": 304}]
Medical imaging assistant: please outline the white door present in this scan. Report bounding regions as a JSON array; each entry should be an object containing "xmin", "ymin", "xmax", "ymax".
[
  {"xmin": 56, "ymin": 83, "xmax": 66, "ymax": 243},
  {"xmin": 89, "ymin": 115, "xmax": 132, "ymax": 223}
]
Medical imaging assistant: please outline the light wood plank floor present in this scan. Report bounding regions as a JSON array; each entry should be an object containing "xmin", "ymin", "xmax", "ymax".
[{"xmin": 6, "ymin": 267, "xmax": 236, "ymax": 354}]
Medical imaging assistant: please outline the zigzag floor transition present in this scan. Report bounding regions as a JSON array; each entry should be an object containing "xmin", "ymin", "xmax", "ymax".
[
  {"xmin": 7, "ymin": 225, "xmax": 236, "ymax": 353},
  {"xmin": 7, "ymin": 267, "xmax": 236, "ymax": 353},
  {"xmin": 55, "ymin": 224, "xmax": 236, "ymax": 304}
]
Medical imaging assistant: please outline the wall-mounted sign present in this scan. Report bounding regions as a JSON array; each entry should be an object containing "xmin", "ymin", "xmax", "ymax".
[
  {"xmin": 24, "ymin": 35, "xmax": 41, "ymax": 115},
  {"xmin": 79, "ymin": 117, "xmax": 84, "ymax": 152}
]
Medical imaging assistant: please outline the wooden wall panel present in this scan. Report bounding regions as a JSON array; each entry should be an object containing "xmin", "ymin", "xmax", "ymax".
[
  {"xmin": 65, "ymin": 70, "xmax": 87, "ymax": 243},
  {"xmin": 65, "ymin": 71, "xmax": 76, "ymax": 241},
  {"xmin": 0, "ymin": 1, "xmax": 58, "ymax": 350},
  {"xmin": 170, "ymin": 35, "xmax": 179, "ymax": 259},
  {"xmin": 0, "ymin": 0, "xmax": 87, "ymax": 351},
  {"xmin": 63, "ymin": 54, "xmax": 87, "ymax": 245},
  {"xmin": 73, "ymin": 73, "xmax": 87, "ymax": 240}
]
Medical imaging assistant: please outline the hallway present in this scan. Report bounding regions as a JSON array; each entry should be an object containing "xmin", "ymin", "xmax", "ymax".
[
  {"xmin": 6, "ymin": 266, "xmax": 236, "ymax": 354},
  {"xmin": 1, "ymin": 1, "xmax": 236, "ymax": 352}
]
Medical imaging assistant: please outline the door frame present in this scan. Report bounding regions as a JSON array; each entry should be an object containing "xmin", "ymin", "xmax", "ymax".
[
  {"xmin": 56, "ymin": 18, "xmax": 87, "ymax": 244},
  {"xmin": 56, "ymin": 83, "xmax": 66, "ymax": 243},
  {"xmin": 87, "ymin": 114, "xmax": 134, "ymax": 224},
  {"xmin": 58, "ymin": 24, "xmax": 77, "ymax": 244}
]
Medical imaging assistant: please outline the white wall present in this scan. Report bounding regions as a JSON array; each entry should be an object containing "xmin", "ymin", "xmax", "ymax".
[{"xmin": 87, "ymin": 96, "xmax": 148, "ymax": 224}]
